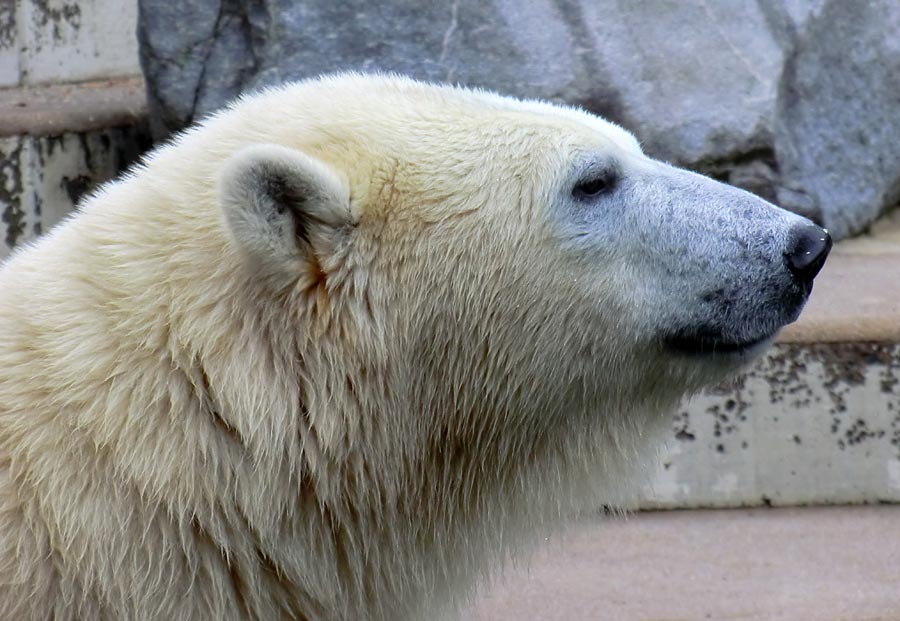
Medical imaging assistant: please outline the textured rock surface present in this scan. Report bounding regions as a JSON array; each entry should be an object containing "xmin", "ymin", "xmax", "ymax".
[
  {"xmin": 137, "ymin": 0, "xmax": 794, "ymax": 161},
  {"xmin": 774, "ymin": 0, "xmax": 900, "ymax": 239},
  {"xmin": 137, "ymin": 0, "xmax": 897, "ymax": 239}
]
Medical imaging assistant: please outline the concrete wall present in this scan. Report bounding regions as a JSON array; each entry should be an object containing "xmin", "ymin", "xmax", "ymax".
[
  {"xmin": 1, "ymin": 121, "xmax": 148, "ymax": 254},
  {"xmin": 0, "ymin": 0, "xmax": 140, "ymax": 88},
  {"xmin": 643, "ymin": 342, "xmax": 900, "ymax": 508}
]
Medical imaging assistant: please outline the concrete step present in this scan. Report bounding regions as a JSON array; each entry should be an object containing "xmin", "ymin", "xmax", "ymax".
[{"xmin": 468, "ymin": 506, "xmax": 900, "ymax": 621}]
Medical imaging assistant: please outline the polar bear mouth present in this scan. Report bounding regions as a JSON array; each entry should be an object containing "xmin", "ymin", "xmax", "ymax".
[{"xmin": 664, "ymin": 331, "xmax": 775, "ymax": 356}]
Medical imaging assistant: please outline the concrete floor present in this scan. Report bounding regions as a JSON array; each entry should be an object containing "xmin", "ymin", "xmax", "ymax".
[{"xmin": 468, "ymin": 505, "xmax": 900, "ymax": 621}]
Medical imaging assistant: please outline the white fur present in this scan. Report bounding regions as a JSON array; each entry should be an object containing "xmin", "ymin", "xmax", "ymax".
[{"xmin": 0, "ymin": 73, "xmax": 811, "ymax": 620}]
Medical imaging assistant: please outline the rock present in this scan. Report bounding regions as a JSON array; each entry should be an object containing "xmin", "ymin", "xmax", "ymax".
[
  {"xmin": 138, "ymin": 0, "xmax": 790, "ymax": 161},
  {"xmin": 137, "ymin": 0, "xmax": 899, "ymax": 238},
  {"xmin": 774, "ymin": 0, "xmax": 900, "ymax": 239}
]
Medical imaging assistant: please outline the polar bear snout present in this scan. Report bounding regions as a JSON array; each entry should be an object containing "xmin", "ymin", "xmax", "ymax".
[
  {"xmin": 632, "ymin": 165, "xmax": 834, "ymax": 361},
  {"xmin": 784, "ymin": 223, "xmax": 832, "ymax": 285}
]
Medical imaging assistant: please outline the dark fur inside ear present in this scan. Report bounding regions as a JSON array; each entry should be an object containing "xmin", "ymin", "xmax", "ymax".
[
  {"xmin": 257, "ymin": 168, "xmax": 312, "ymax": 244},
  {"xmin": 219, "ymin": 144, "xmax": 350, "ymax": 269}
]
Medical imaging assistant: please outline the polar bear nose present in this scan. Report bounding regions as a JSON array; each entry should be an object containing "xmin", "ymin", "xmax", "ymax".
[{"xmin": 784, "ymin": 223, "xmax": 832, "ymax": 283}]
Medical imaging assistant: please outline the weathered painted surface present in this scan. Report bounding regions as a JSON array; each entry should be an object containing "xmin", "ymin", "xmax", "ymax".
[
  {"xmin": 0, "ymin": 1, "xmax": 19, "ymax": 87},
  {"xmin": 643, "ymin": 342, "xmax": 900, "ymax": 507},
  {"xmin": 0, "ymin": 127, "xmax": 149, "ymax": 258},
  {"xmin": 1, "ymin": 0, "xmax": 140, "ymax": 87}
]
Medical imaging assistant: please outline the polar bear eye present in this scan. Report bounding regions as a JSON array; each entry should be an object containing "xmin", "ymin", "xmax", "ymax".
[{"xmin": 572, "ymin": 173, "xmax": 616, "ymax": 200}]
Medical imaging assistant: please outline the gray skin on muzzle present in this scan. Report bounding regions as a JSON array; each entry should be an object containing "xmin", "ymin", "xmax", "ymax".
[{"xmin": 563, "ymin": 159, "xmax": 831, "ymax": 358}]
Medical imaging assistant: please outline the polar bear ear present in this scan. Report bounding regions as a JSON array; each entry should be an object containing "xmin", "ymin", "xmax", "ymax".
[{"xmin": 218, "ymin": 144, "xmax": 352, "ymax": 271}]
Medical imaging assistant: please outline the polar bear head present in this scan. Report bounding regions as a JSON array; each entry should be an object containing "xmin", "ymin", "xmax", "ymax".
[{"xmin": 213, "ymin": 75, "xmax": 829, "ymax": 427}]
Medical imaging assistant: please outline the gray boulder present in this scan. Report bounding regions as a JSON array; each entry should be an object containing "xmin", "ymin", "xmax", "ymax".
[
  {"xmin": 137, "ymin": 0, "xmax": 897, "ymax": 239},
  {"xmin": 774, "ymin": 0, "xmax": 900, "ymax": 239}
]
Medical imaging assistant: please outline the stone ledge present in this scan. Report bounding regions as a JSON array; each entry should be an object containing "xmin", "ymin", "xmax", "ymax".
[{"xmin": 0, "ymin": 77, "xmax": 147, "ymax": 138}]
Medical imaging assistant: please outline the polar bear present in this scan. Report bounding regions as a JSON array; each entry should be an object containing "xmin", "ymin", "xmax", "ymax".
[{"xmin": 0, "ymin": 74, "xmax": 829, "ymax": 620}]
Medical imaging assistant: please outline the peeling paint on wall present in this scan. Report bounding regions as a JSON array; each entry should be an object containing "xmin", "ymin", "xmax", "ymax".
[
  {"xmin": 0, "ymin": 137, "xmax": 25, "ymax": 248},
  {"xmin": 12, "ymin": 0, "xmax": 140, "ymax": 87},
  {"xmin": 643, "ymin": 343, "xmax": 900, "ymax": 508},
  {"xmin": 31, "ymin": 0, "xmax": 83, "ymax": 41},
  {"xmin": 0, "ymin": 125, "xmax": 150, "ymax": 259},
  {"xmin": 0, "ymin": 1, "xmax": 15, "ymax": 47}
]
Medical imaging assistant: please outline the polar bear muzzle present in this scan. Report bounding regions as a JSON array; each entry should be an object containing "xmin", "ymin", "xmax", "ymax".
[
  {"xmin": 664, "ymin": 217, "xmax": 830, "ymax": 358},
  {"xmin": 604, "ymin": 162, "xmax": 834, "ymax": 361}
]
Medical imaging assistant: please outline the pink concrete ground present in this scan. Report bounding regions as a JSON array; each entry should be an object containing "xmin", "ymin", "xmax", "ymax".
[{"xmin": 468, "ymin": 506, "xmax": 900, "ymax": 621}]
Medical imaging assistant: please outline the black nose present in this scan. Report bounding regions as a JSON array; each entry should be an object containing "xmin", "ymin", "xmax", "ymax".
[{"xmin": 785, "ymin": 224, "xmax": 832, "ymax": 283}]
